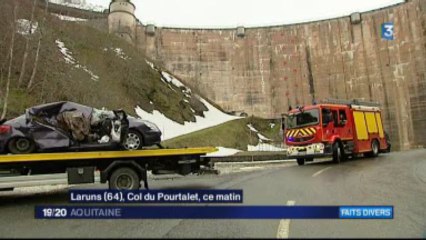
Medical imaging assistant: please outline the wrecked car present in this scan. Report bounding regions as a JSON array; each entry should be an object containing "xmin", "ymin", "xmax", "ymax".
[{"xmin": 0, "ymin": 101, "xmax": 162, "ymax": 154}]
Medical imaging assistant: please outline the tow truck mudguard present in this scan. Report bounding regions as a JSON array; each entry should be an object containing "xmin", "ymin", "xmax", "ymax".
[{"xmin": 286, "ymin": 143, "xmax": 333, "ymax": 159}]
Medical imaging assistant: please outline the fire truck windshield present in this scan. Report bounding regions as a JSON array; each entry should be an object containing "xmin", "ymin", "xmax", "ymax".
[{"xmin": 286, "ymin": 109, "xmax": 319, "ymax": 129}]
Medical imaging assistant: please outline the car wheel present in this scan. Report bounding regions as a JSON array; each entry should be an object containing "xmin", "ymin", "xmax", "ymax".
[
  {"xmin": 108, "ymin": 167, "xmax": 140, "ymax": 190},
  {"xmin": 8, "ymin": 138, "xmax": 35, "ymax": 154},
  {"xmin": 123, "ymin": 130, "xmax": 143, "ymax": 150}
]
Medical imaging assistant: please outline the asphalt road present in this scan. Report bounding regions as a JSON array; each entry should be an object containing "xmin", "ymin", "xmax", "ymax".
[{"xmin": 0, "ymin": 149, "xmax": 425, "ymax": 238}]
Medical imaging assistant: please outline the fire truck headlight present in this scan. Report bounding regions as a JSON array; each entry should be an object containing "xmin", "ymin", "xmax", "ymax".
[{"xmin": 314, "ymin": 143, "xmax": 324, "ymax": 152}]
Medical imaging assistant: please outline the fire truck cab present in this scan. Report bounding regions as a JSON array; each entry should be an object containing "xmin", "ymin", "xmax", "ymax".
[{"xmin": 284, "ymin": 99, "xmax": 389, "ymax": 165}]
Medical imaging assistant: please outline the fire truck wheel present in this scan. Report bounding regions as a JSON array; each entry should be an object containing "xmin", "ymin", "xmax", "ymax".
[
  {"xmin": 371, "ymin": 140, "xmax": 380, "ymax": 158},
  {"xmin": 296, "ymin": 158, "xmax": 305, "ymax": 166},
  {"xmin": 364, "ymin": 140, "xmax": 380, "ymax": 158},
  {"xmin": 332, "ymin": 142, "xmax": 342, "ymax": 164}
]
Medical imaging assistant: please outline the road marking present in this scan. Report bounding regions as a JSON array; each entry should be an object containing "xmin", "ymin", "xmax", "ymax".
[
  {"xmin": 276, "ymin": 200, "xmax": 295, "ymax": 239},
  {"xmin": 312, "ymin": 167, "xmax": 332, "ymax": 177}
]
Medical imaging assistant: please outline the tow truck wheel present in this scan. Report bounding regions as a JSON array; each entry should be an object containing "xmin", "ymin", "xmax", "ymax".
[
  {"xmin": 296, "ymin": 158, "xmax": 305, "ymax": 166},
  {"xmin": 109, "ymin": 167, "xmax": 140, "ymax": 190},
  {"xmin": 332, "ymin": 142, "xmax": 342, "ymax": 164}
]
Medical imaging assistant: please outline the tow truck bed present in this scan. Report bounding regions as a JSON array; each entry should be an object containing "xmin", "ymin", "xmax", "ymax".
[
  {"xmin": 0, "ymin": 147, "xmax": 217, "ymax": 190},
  {"xmin": 0, "ymin": 147, "xmax": 217, "ymax": 163}
]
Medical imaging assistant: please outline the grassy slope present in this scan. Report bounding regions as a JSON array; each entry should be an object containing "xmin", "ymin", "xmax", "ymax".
[
  {"xmin": 0, "ymin": 0, "xmax": 204, "ymax": 124},
  {"xmin": 163, "ymin": 117, "xmax": 283, "ymax": 150}
]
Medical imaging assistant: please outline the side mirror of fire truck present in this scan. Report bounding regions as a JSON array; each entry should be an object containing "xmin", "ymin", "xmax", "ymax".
[
  {"xmin": 281, "ymin": 114, "xmax": 289, "ymax": 130},
  {"xmin": 280, "ymin": 114, "xmax": 287, "ymax": 139}
]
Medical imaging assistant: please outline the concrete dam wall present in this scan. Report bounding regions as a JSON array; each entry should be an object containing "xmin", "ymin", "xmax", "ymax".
[{"xmin": 131, "ymin": 0, "xmax": 425, "ymax": 150}]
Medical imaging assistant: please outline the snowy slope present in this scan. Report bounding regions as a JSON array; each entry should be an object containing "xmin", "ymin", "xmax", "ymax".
[
  {"xmin": 135, "ymin": 66, "xmax": 241, "ymax": 140},
  {"xmin": 136, "ymin": 97, "xmax": 241, "ymax": 140},
  {"xmin": 205, "ymin": 147, "xmax": 242, "ymax": 157},
  {"xmin": 52, "ymin": 13, "xmax": 88, "ymax": 22},
  {"xmin": 55, "ymin": 39, "xmax": 99, "ymax": 81}
]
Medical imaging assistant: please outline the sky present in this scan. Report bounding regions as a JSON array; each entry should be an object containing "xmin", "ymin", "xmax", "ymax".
[{"xmin": 89, "ymin": 0, "xmax": 404, "ymax": 28}]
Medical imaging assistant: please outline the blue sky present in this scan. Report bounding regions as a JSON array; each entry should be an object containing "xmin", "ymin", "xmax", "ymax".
[{"xmin": 90, "ymin": 0, "xmax": 404, "ymax": 28}]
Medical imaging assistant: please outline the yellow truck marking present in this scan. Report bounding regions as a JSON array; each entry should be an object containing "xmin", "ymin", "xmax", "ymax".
[
  {"xmin": 286, "ymin": 127, "xmax": 316, "ymax": 138},
  {"xmin": 0, "ymin": 147, "xmax": 218, "ymax": 164},
  {"xmin": 365, "ymin": 112, "xmax": 378, "ymax": 133},
  {"xmin": 354, "ymin": 111, "xmax": 368, "ymax": 140},
  {"xmin": 375, "ymin": 112, "xmax": 385, "ymax": 138}
]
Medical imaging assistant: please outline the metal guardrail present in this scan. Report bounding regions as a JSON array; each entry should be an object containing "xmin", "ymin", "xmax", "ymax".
[
  {"xmin": 209, "ymin": 154, "xmax": 289, "ymax": 163},
  {"xmin": 248, "ymin": 141, "xmax": 287, "ymax": 152}
]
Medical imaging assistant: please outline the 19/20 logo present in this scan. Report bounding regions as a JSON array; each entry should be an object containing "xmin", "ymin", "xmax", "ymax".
[{"xmin": 42, "ymin": 208, "xmax": 67, "ymax": 218}]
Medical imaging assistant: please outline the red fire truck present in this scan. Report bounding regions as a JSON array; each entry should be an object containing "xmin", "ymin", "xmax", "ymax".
[{"xmin": 284, "ymin": 99, "xmax": 390, "ymax": 165}]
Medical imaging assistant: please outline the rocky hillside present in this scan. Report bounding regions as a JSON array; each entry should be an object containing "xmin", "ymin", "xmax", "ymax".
[{"xmin": 0, "ymin": 0, "xmax": 207, "ymax": 124}]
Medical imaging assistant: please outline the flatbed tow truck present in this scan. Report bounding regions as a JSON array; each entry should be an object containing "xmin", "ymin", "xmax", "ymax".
[{"xmin": 0, "ymin": 147, "xmax": 216, "ymax": 190}]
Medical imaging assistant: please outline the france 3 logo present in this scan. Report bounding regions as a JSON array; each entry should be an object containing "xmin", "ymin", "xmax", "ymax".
[{"xmin": 381, "ymin": 22, "xmax": 394, "ymax": 40}]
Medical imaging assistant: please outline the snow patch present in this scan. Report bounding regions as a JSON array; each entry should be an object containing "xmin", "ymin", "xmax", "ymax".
[
  {"xmin": 55, "ymin": 39, "xmax": 99, "ymax": 81},
  {"xmin": 257, "ymin": 133, "xmax": 271, "ymax": 142},
  {"xmin": 205, "ymin": 147, "xmax": 242, "ymax": 157},
  {"xmin": 247, "ymin": 124, "xmax": 258, "ymax": 132},
  {"xmin": 49, "ymin": 0, "xmax": 105, "ymax": 12},
  {"xmin": 145, "ymin": 60, "xmax": 156, "ymax": 70},
  {"xmin": 51, "ymin": 13, "xmax": 87, "ymax": 22},
  {"xmin": 247, "ymin": 124, "xmax": 271, "ymax": 142},
  {"xmin": 113, "ymin": 48, "xmax": 130, "ymax": 60},
  {"xmin": 55, "ymin": 39, "xmax": 76, "ymax": 64},
  {"xmin": 16, "ymin": 19, "xmax": 38, "ymax": 35},
  {"xmin": 104, "ymin": 47, "xmax": 130, "ymax": 60},
  {"xmin": 162, "ymin": 72, "xmax": 186, "ymax": 89},
  {"xmin": 161, "ymin": 72, "xmax": 192, "ymax": 98}
]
